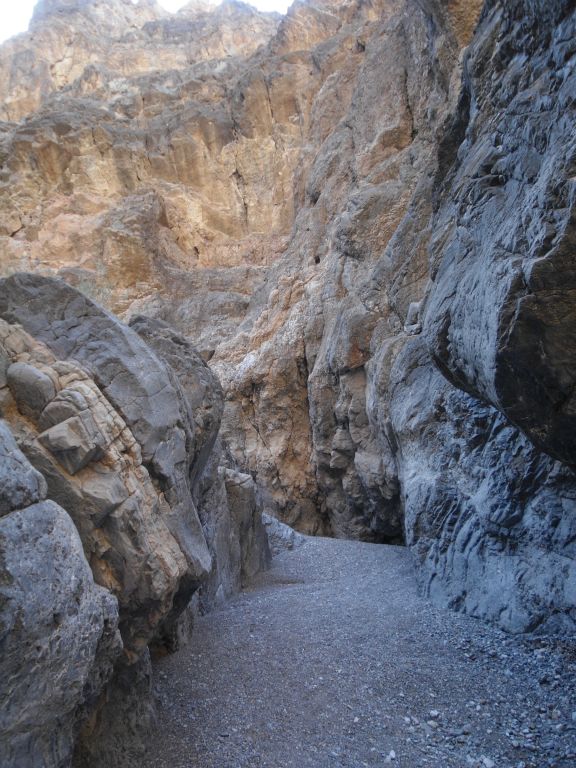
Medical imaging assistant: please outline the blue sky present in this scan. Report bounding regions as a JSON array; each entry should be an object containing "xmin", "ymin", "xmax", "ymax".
[{"xmin": 0, "ymin": 0, "xmax": 290, "ymax": 44}]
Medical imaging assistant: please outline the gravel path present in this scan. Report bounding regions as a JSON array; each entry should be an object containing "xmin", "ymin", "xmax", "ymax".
[{"xmin": 142, "ymin": 538, "xmax": 576, "ymax": 768}]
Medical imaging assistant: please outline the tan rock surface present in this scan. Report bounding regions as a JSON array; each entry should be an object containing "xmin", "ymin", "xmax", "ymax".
[
  {"xmin": 3, "ymin": 0, "xmax": 574, "ymax": 650},
  {"xmin": 0, "ymin": 0, "xmax": 488, "ymax": 538},
  {"xmin": 0, "ymin": 318, "xmax": 188, "ymax": 654}
]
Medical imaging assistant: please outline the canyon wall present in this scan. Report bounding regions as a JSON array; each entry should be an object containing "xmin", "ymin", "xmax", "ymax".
[
  {"xmin": 0, "ymin": 0, "xmax": 574, "ymax": 691},
  {"xmin": 0, "ymin": 0, "xmax": 485, "ymax": 535}
]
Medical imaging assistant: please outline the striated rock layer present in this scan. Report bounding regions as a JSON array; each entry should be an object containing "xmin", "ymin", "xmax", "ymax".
[{"xmin": 0, "ymin": 0, "xmax": 575, "ymax": 639}]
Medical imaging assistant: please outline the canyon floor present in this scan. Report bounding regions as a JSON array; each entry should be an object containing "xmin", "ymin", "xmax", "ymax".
[{"xmin": 142, "ymin": 538, "xmax": 576, "ymax": 768}]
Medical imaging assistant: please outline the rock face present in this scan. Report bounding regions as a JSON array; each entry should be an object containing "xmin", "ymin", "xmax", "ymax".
[
  {"xmin": 210, "ymin": 0, "xmax": 486, "ymax": 537},
  {"xmin": 128, "ymin": 314, "xmax": 270, "ymax": 616},
  {"xmin": 0, "ymin": 274, "xmax": 269, "ymax": 766},
  {"xmin": 0, "ymin": 0, "xmax": 575, "ymax": 651},
  {"xmin": 389, "ymin": 338, "xmax": 576, "ymax": 634},
  {"xmin": 424, "ymin": 0, "xmax": 576, "ymax": 467},
  {"xmin": 0, "ymin": 0, "xmax": 279, "ymax": 122},
  {"xmin": 0, "ymin": 421, "xmax": 121, "ymax": 768},
  {"xmin": 0, "ymin": 273, "xmax": 210, "ymax": 655},
  {"xmin": 402, "ymin": 0, "xmax": 576, "ymax": 633}
]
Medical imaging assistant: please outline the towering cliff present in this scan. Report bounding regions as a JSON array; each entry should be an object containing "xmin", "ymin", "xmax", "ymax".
[
  {"xmin": 0, "ymin": 0, "xmax": 486, "ymax": 535},
  {"xmin": 0, "ymin": 7, "xmax": 575, "ymax": 758}
]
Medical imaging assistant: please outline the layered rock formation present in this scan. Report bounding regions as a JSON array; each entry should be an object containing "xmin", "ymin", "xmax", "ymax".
[
  {"xmin": 0, "ymin": 273, "xmax": 269, "ymax": 767},
  {"xmin": 0, "ymin": 0, "xmax": 574, "ymax": 655}
]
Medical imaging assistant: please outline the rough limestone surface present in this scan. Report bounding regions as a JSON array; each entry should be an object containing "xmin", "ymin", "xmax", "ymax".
[
  {"xmin": 223, "ymin": 466, "xmax": 271, "ymax": 584},
  {"xmin": 262, "ymin": 511, "xmax": 306, "ymax": 556},
  {"xmin": 0, "ymin": 0, "xmax": 574, "ymax": 641},
  {"xmin": 0, "ymin": 275, "xmax": 210, "ymax": 651},
  {"xmin": 0, "ymin": 275, "xmax": 270, "ymax": 766},
  {"xmin": 210, "ymin": 0, "xmax": 485, "ymax": 538},
  {"xmin": 0, "ymin": 421, "xmax": 121, "ymax": 768},
  {"xmin": 128, "ymin": 314, "xmax": 224, "ymax": 493},
  {"xmin": 389, "ymin": 338, "xmax": 576, "ymax": 634}
]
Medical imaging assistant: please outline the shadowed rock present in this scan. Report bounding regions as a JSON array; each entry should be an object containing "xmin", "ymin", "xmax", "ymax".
[
  {"xmin": 0, "ymin": 421, "xmax": 121, "ymax": 768},
  {"xmin": 424, "ymin": 0, "xmax": 576, "ymax": 466}
]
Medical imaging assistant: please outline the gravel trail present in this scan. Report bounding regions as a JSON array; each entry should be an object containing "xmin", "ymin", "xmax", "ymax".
[{"xmin": 142, "ymin": 538, "xmax": 576, "ymax": 768}]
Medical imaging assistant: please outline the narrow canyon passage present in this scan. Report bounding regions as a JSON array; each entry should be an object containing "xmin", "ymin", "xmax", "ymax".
[{"xmin": 142, "ymin": 539, "xmax": 576, "ymax": 768}]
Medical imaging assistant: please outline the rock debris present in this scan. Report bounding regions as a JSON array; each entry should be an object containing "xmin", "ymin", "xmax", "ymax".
[{"xmin": 143, "ymin": 539, "xmax": 576, "ymax": 768}]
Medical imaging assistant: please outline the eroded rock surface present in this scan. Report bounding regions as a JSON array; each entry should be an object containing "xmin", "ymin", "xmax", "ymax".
[
  {"xmin": 0, "ymin": 421, "xmax": 121, "ymax": 768},
  {"xmin": 0, "ymin": 274, "xmax": 270, "ymax": 766},
  {"xmin": 0, "ymin": 274, "xmax": 212, "ymax": 650},
  {"xmin": 389, "ymin": 338, "xmax": 576, "ymax": 634},
  {"xmin": 424, "ymin": 0, "xmax": 576, "ymax": 467},
  {"xmin": 128, "ymin": 314, "xmax": 270, "ymax": 620},
  {"xmin": 1, "ymin": 0, "xmax": 471, "ymax": 537},
  {"xmin": 0, "ymin": 0, "xmax": 574, "ymax": 648}
]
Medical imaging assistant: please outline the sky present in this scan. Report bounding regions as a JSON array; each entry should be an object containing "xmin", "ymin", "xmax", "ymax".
[{"xmin": 0, "ymin": 0, "xmax": 290, "ymax": 44}]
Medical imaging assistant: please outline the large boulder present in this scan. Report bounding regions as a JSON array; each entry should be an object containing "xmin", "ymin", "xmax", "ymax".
[
  {"xmin": 129, "ymin": 316, "xmax": 270, "ymax": 620},
  {"xmin": 0, "ymin": 312, "xmax": 191, "ymax": 654},
  {"xmin": 0, "ymin": 274, "xmax": 212, "ymax": 612},
  {"xmin": 0, "ymin": 275, "xmax": 271, "ymax": 764},
  {"xmin": 128, "ymin": 315, "xmax": 224, "ymax": 493},
  {"xmin": 0, "ymin": 421, "xmax": 121, "ymax": 768}
]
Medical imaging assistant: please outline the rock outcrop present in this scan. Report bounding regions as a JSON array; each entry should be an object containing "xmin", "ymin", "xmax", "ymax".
[
  {"xmin": 0, "ymin": 273, "xmax": 269, "ymax": 766},
  {"xmin": 389, "ymin": 337, "xmax": 576, "ymax": 634},
  {"xmin": 424, "ymin": 0, "xmax": 576, "ymax": 467},
  {"xmin": 0, "ymin": 0, "xmax": 574, "ymax": 664},
  {"xmin": 0, "ymin": 420, "xmax": 121, "ymax": 768}
]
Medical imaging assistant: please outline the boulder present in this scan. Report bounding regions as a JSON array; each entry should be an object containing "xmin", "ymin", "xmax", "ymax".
[
  {"xmin": 262, "ymin": 512, "xmax": 306, "ymax": 556},
  {"xmin": 0, "ymin": 274, "xmax": 212, "ymax": 600},
  {"xmin": 0, "ymin": 420, "xmax": 121, "ymax": 768}
]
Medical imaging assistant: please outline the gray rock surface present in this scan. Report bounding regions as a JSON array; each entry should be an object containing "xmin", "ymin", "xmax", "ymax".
[
  {"xmin": 73, "ymin": 653, "xmax": 155, "ymax": 768},
  {"xmin": 0, "ymin": 420, "xmax": 121, "ymax": 768},
  {"xmin": 128, "ymin": 314, "xmax": 224, "ymax": 494},
  {"xmin": 0, "ymin": 273, "xmax": 212, "ymax": 596},
  {"xmin": 423, "ymin": 0, "xmax": 576, "ymax": 467},
  {"xmin": 0, "ymin": 278, "xmax": 271, "ymax": 764},
  {"xmin": 262, "ymin": 511, "xmax": 306, "ymax": 556},
  {"xmin": 389, "ymin": 338, "xmax": 576, "ymax": 634},
  {"xmin": 223, "ymin": 467, "xmax": 271, "ymax": 585},
  {"xmin": 7, "ymin": 362, "xmax": 56, "ymax": 420},
  {"xmin": 127, "ymin": 315, "xmax": 270, "ymax": 643},
  {"xmin": 190, "ymin": 441, "xmax": 271, "ymax": 620},
  {"xmin": 0, "ymin": 420, "xmax": 46, "ymax": 514},
  {"xmin": 0, "ymin": 312, "xmax": 190, "ymax": 656}
]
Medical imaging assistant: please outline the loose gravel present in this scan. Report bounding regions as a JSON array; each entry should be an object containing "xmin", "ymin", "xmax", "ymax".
[{"xmin": 142, "ymin": 537, "xmax": 576, "ymax": 768}]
